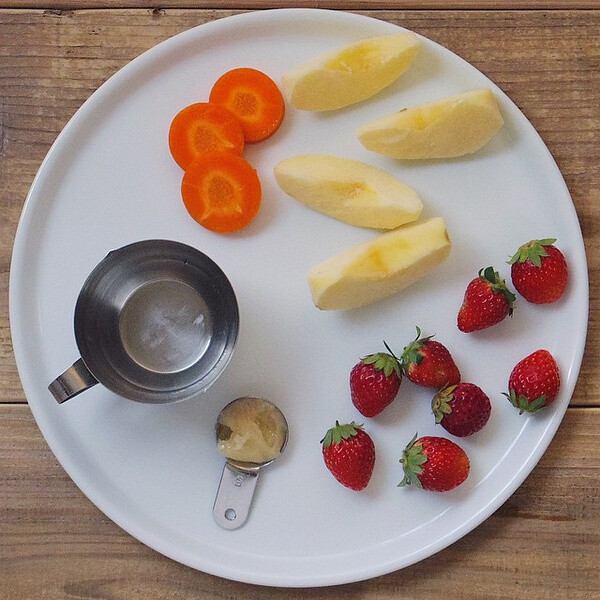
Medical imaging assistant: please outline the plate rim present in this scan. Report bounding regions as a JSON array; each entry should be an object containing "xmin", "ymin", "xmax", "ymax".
[{"xmin": 9, "ymin": 7, "xmax": 589, "ymax": 587}]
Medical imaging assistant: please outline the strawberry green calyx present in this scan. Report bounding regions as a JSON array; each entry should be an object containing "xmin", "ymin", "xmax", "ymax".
[
  {"xmin": 321, "ymin": 421, "xmax": 363, "ymax": 448},
  {"xmin": 504, "ymin": 389, "xmax": 548, "ymax": 414},
  {"xmin": 361, "ymin": 343, "xmax": 402, "ymax": 378},
  {"xmin": 508, "ymin": 238, "xmax": 557, "ymax": 268},
  {"xmin": 398, "ymin": 433, "xmax": 427, "ymax": 488},
  {"xmin": 479, "ymin": 266, "xmax": 516, "ymax": 310},
  {"xmin": 432, "ymin": 385, "xmax": 456, "ymax": 424},
  {"xmin": 401, "ymin": 326, "xmax": 433, "ymax": 368}
]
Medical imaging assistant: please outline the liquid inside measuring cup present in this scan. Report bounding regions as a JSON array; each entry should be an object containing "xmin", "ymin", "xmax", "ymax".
[{"xmin": 119, "ymin": 279, "xmax": 213, "ymax": 374}]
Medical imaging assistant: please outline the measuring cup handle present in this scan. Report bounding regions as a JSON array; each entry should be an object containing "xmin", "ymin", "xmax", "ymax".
[
  {"xmin": 48, "ymin": 358, "xmax": 98, "ymax": 403},
  {"xmin": 213, "ymin": 463, "xmax": 259, "ymax": 530}
]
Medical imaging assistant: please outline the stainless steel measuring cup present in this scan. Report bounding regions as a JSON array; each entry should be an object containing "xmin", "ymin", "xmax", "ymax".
[{"xmin": 48, "ymin": 239, "xmax": 239, "ymax": 404}]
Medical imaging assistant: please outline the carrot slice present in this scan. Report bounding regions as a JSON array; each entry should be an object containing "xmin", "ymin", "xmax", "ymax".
[
  {"xmin": 209, "ymin": 68, "xmax": 285, "ymax": 143},
  {"xmin": 169, "ymin": 103, "xmax": 245, "ymax": 170},
  {"xmin": 181, "ymin": 152, "xmax": 262, "ymax": 233}
]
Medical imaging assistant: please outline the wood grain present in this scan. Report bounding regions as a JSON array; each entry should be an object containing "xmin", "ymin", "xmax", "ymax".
[
  {"xmin": 1, "ymin": 1, "xmax": 599, "ymax": 10},
  {"xmin": 1, "ymin": 7, "xmax": 599, "ymax": 599},
  {"xmin": 0, "ymin": 404, "xmax": 598, "ymax": 599},
  {"xmin": 1, "ymin": 8, "xmax": 599, "ymax": 404}
]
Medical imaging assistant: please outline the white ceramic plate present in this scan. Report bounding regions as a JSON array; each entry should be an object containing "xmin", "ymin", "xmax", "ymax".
[{"xmin": 10, "ymin": 9, "xmax": 588, "ymax": 587}]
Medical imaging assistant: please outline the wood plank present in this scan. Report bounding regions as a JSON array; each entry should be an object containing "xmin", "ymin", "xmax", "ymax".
[
  {"xmin": 1, "ymin": 2, "xmax": 599, "ymax": 11},
  {"xmin": 1, "ymin": 9, "xmax": 599, "ymax": 405},
  {"xmin": 0, "ymin": 403, "xmax": 598, "ymax": 598}
]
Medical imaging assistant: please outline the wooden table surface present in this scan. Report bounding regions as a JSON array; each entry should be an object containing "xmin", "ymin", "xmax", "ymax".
[{"xmin": 1, "ymin": 3, "xmax": 599, "ymax": 598}]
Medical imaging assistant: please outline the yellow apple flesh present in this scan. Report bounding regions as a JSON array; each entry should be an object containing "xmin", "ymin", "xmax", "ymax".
[
  {"xmin": 309, "ymin": 217, "xmax": 451, "ymax": 310},
  {"xmin": 274, "ymin": 154, "xmax": 423, "ymax": 229},
  {"xmin": 356, "ymin": 88, "xmax": 504, "ymax": 159},
  {"xmin": 281, "ymin": 32, "xmax": 420, "ymax": 112}
]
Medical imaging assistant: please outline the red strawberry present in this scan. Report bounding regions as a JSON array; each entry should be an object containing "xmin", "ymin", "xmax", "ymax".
[
  {"xmin": 508, "ymin": 238, "xmax": 568, "ymax": 304},
  {"xmin": 401, "ymin": 326, "xmax": 460, "ymax": 388},
  {"xmin": 350, "ymin": 346, "xmax": 402, "ymax": 417},
  {"xmin": 399, "ymin": 434, "xmax": 469, "ymax": 492},
  {"xmin": 457, "ymin": 266, "xmax": 516, "ymax": 332},
  {"xmin": 321, "ymin": 421, "xmax": 375, "ymax": 491},
  {"xmin": 505, "ymin": 349, "xmax": 560, "ymax": 413},
  {"xmin": 432, "ymin": 382, "xmax": 491, "ymax": 437}
]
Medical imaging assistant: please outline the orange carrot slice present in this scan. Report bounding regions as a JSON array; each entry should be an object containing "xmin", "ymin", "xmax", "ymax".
[
  {"xmin": 169, "ymin": 103, "xmax": 245, "ymax": 170},
  {"xmin": 181, "ymin": 152, "xmax": 262, "ymax": 233},
  {"xmin": 209, "ymin": 68, "xmax": 285, "ymax": 143}
]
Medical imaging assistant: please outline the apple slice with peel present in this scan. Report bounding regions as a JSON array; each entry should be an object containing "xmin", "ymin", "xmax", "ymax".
[
  {"xmin": 281, "ymin": 32, "xmax": 420, "ymax": 112},
  {"xmin": 274, "ymin": 154, "xmax": 423, "ymax": 229},
  {"xmin": 357, "ymin": 88, "xmax": 504, "ymax": 159},
  {"xmin": 309, "ymin": 217, "xmax": 451, "ymax": 310}
]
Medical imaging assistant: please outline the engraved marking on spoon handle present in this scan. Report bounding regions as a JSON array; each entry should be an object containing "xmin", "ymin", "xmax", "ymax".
[{"xmin": 212, "ymin": 463, "xmax": 259, "ymax": 530}]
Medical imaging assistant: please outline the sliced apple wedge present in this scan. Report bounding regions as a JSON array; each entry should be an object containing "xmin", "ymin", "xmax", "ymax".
[
  {"xmin": 274, "ymin": 154, "xmax": 423, "ymax": 229},
  {"xmin": 281, "ymin": 32, "xmax": 420, "ymax": 112},
  {"xmin": 356, "ymin": 88, "xmax": 504, "ymax": 159},
  {"xmin": 309, "ymin": 217, "xmax": 451, "ymax": 310}
]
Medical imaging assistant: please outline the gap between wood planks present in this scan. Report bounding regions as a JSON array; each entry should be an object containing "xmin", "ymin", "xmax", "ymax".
[
  {"xmin": 1, "ymin": 402, "xmax": 598, "ymax": 410},
  {"xmin": 0, "ymin": 2, "xmax": 599, "ymax": 12}
]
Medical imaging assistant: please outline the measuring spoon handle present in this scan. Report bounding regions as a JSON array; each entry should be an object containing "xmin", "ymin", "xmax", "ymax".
[{"xmin": 212, "ymin": 463, "xmax": 259, "ymax": 530}]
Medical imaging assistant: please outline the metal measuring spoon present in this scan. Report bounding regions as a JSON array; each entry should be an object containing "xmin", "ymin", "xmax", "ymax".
[{"xmin": 213, "ymin": 397, "xmax": 289, "ymax": 530}]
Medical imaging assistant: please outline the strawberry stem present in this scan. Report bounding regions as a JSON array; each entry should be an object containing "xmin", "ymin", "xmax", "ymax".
[
  {"xmin": 321, "ymin": 421, "xmax": 363, "ymax": 447},
  {"xmin": 432, "ymin": 385, "xmax": 456, "ymax": 424},
  {"xmin": 400, "ymin": 326, "xmax": 434, "ymax": 370},
  {"xmin": 362, "ymin": 345, "xmax": 402, "ymax": 378},
  {"xmin": 398, "ymin": 433, "xmax": 426, "ymax": 488},
  {"xmin": 508, "ymin": 238, "xmax": 557, "ymax": 268},
  {"xmin": 504, "ymin": 389, "xmax": 548, "ymax": 414},
  {"xmin": 478, "ymin": 266, "xmax": 516, "ymax": 307}
]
